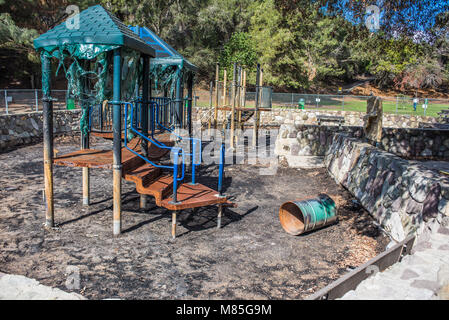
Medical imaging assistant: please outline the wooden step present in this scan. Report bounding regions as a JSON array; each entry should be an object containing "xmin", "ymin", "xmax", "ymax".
[
  {"xmin": 161, "ymin": 183, "xmax": 231, "ymax": 211},
  {"xmin": 132, "ymin": 174, "xmax": 174, "ymax": 206},
  {"xmin": 123, "ymin": 163, "xmax": 162, "ymax": 187}
]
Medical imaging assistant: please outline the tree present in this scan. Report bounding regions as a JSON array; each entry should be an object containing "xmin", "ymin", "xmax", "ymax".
[
  {"xmin": 219, "ymin": 32, "xmax": 257, "ymax": 72},
  {"xmin": 250, "ymin": 0, "xmax": 357, "ymax": 90}
]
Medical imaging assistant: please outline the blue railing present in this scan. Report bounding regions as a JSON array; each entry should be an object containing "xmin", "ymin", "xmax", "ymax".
[
  {"xmin": 218, "ymin": 143, "xmax": 225, "ymax": 196},
  {"xmin": 122, "ymin": 101, "xmax": 186, "ymax": 203},
  {"xmin": 88, "ymin": 100, "xmax": 225, "ymax": 202},
  {"xmin": 148, "ymin": 99, "xmax": 202, "ymax": 186}
]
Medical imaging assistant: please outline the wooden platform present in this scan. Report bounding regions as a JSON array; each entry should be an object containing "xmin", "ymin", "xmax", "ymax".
[
  {"xmin": 53, "ymin": 139, "xmax": 139, "ymax": 170},
  {"xmin": 53, "ymin": 133, "xmax": 234, "ymax": 238},
  {"xmin": 91, "ymin": 131, "xmax": 172, "ymax": 142},
  {"xmin": 161, "ymin": 183, "xmax": 232, "ymax": 210},
  {"xmin": 216, "ymin": 107, "xmax": 272, "ymax": 112},
  {"xmin": 53, "ymin": 137, "xmax": 171, "ymax": 170}
]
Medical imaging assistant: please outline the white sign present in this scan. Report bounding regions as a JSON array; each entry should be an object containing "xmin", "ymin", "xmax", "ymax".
[
  {"xmin": 422, "ymin": 104, "xmax": 428, "ymax": 109},
  {"xmin": 316, "ymin": 98, "xmax": 321, "ymax": 102}
]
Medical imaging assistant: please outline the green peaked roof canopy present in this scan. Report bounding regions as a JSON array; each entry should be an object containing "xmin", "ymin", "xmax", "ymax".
[
  {"xmin": 34, "ymin": 5, "xmax": 155, "ymax": 57},
  {"xmin": 129, "ymin": 26, "xmax": 198, "ymax": 73}
]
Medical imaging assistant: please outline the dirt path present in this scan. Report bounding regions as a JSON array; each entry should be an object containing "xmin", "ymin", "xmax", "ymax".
[{"xmin": 0, "ymin": 137, "xmax": 388, "ymax": 299}]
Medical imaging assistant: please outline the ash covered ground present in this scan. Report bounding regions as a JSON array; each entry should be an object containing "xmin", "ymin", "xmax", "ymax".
[{"xmin": 0, "ymin": 135, "xmax": 388, "ymax": 299}]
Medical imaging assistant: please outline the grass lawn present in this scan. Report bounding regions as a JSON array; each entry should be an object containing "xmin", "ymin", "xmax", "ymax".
[{"xmin": 195, "ymin": 97, "xmax": 449, "ymax": 118}]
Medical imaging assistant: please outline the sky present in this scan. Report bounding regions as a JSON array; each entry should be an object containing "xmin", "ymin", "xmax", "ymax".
[{"xmin": 322, "ymin": 0, "xmax": 449, "ymax": 34}]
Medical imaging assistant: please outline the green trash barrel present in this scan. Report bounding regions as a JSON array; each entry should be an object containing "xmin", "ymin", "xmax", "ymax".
[
  {"xmin": 279, "ymin": 194, "xmax": 337, "ymax": 235},
  {"xmin": 67, "ymin": 98, "xmax": 75, "ymax": 110},
  {"xmin": 298, "ymin": 98, "xmax": 305, "ymax": 109}
]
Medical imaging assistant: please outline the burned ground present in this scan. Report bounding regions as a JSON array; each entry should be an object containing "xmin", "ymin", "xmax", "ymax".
[{"xmin": 0, "ymin": 136, "xmax": 389, "ymax": 299}]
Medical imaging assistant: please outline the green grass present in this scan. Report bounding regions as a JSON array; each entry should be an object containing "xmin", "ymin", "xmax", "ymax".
[
  {"xmin": 337, "ymin": 100, "xmax": 447, "ymax": 118},
  {"xmin": 195, "ymin": 98, "xmax": 449, "ymax": 118}
]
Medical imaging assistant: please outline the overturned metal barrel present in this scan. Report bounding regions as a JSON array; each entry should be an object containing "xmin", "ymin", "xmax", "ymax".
[{"xmin": 279, "ymin": 194, "xmax": 338, "ymax": 235}]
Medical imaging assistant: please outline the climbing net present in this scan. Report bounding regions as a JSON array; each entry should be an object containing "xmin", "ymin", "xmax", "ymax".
[{"xmin": 39, "ymin": 44, "xmax": 141, "ymax": 135}]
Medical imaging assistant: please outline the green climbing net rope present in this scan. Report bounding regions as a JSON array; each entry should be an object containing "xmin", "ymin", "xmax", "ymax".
[{"xmin": 38, "ymin": 44, "xmax": 142, "ymax": 135}]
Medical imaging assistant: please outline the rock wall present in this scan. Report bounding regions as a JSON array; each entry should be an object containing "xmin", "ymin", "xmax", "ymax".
[
  {"xmin": 194, "ymin": 107, "xmax": 439, "ymax": 129},
  {"xmin": 275, "ymin": 124, "xmax": 449, "ymax": 161},
  {"xmin": 325, "ymin": 134, "xmax": 449, "ymax": 242},
  {"xmin": 381, "ymin": 128, "xmax": 449, "ymax": 160},
  {"xmin": 0, "ymin": 110, "xmax": 81, "ymax": 152}
]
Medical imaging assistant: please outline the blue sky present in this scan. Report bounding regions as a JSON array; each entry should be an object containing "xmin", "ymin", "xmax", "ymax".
[{"xmin": 322, "ymin": 0, "xmax": 449, "ymax": 33}]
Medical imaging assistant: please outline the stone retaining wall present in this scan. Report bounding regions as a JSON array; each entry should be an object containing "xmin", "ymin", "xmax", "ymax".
[
  {"xmin": 194, "ymin": 107, "xmax": 439, "ymax": 129},
  {"xmin": 0, "ymin": 110, "xmax": 81, "ymax": 152},
  {"xmin": 325, "ymin": 134, "xmax": 449, "ymax": 242},
  {"xmin": 275, "ymin": 124, "xmax": 449, "ymax": 161}
]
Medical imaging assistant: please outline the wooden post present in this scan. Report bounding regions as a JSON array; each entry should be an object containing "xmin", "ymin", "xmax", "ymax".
[
  {"xmin": 42, "ymin": 55, "xmax": 54, "ymax": 228},
  {"xmin": 208, "ymin": 80, "xmax": 213, "ymax": 134},
  {"xmin": 112, "ymin": 48, "xmax": 122, "ymax": 236},
  {"xmin": 230, "ymin": 63, "xmax": 237, "ymax": 149},
  {"xmin": 222, "ymin": 69, "xmax": 227, "ymax": 134},
  {"xmin": 214, "ymin": 63, "xmax": 219, "ymax": 130},
  {"xmin": 82, "ymin": 168, "xmax": 90, "ymax": 206},
  {"xmin": 217, "ymin": 204, "xmax": 223, "ymax": 229},
  {"xmin": 172, "ymin": 211, "xmax": 177, "ymax": 239},
  {"xmin": 253, "ymin": 64, "xmax": 261, "ymax": 147},
  {"xmin": 241, "ymin": 69, "xmax": 247, "ymax": 131},
  {"xmin": 258, "ymin": 68, "xmax": 264, "ymax": 134},
  {"xmin": 237, "ymin": 66, "xmax": 243, "ymax": 138}
]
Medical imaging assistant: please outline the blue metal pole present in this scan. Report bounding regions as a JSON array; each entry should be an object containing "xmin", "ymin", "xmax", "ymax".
[
  {"xmin": 112, "ymin": 48, "xmax": 122, "ymax": 236},
  {"xmin": 172, "ymin": 150, "xmax": 179, "ymax": 204},
  {"xmin": 218, "ymin": 143, "xmax": 225, "ymax": 196},
  {"xmin": 191, "ymin": 139, "xmax": 197, "ymax": 185}
]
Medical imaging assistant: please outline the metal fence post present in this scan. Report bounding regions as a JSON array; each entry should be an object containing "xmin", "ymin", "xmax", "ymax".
[
  {"xmin": 396, "ymin": 96, "xmax": 398, "ymax": 114},
  {"xmin": 4, "ymin": 90, "xmax": 8, "ymax": 115},
  {"xmin": 291, "ymin": 92, "xmax": 294, "ymax": 108},
  {"xmin": 424, "ymin": 98, "xmax": 428, "ymax": 117},
  {"xmin": 35, "ymin": 89, "xmax": 39, "ymax": 112},
  {"xmin": 342, "ymin": 95, "xmax": 345, "ymax": 111}
]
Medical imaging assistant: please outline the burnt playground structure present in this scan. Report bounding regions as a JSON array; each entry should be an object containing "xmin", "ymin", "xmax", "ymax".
[
  {"xmin": 34, "ymin": 5, "xmax": 232, "ymax": 239},
  {"xmin": 1, "ymin": 4, "xmax": 446, "ymax": 300}
]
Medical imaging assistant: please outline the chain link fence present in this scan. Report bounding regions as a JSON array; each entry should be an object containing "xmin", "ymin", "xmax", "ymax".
[
  {"xmin": 193, "ymin": 90, "xmax": 449, "ymax": 118},
  {"xmin": 2, "ymin": 88, "xmax": 449, "ymax": 119},
  {"xmin": 0, "ymin": 89, "xmax": 78, "ymax": 115}
]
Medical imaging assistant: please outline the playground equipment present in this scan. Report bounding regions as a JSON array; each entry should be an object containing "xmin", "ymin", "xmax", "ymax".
[
  {"xmin": 279, "ymin": 194, "xmax": 337, "ymax": 236},
  {"xmin": 209, "ymin": 62, "xmax": 272, "ymax": 148},
  {"xmin": 33, "ymin": 5, "xmax": 232, "ymax": 238}
]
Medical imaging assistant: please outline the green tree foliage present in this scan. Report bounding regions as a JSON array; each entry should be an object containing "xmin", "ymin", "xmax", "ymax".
[
  {"xmin": 250, "ymin": 0, "xmax": 357, "ymax": 90},
  {"xmin": 0, "ymin": 0, "xmax": 448, "ymax": 92},
  {"xmin": 219, "ymin": 32, "xmax": 257, "ymax": 72},
  {"xmin": 0, "ymin": 13, "xmax": 38, "ymax": 53}
]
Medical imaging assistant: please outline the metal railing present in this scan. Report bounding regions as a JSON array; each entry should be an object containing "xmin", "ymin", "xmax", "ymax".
[
  {"xmin": 123, "ymin": 101, "xmax": 186, "ymax": 203},
  {"xmin": 124, "ymin": 100, "xmax": 224, "ymax": 203}
]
